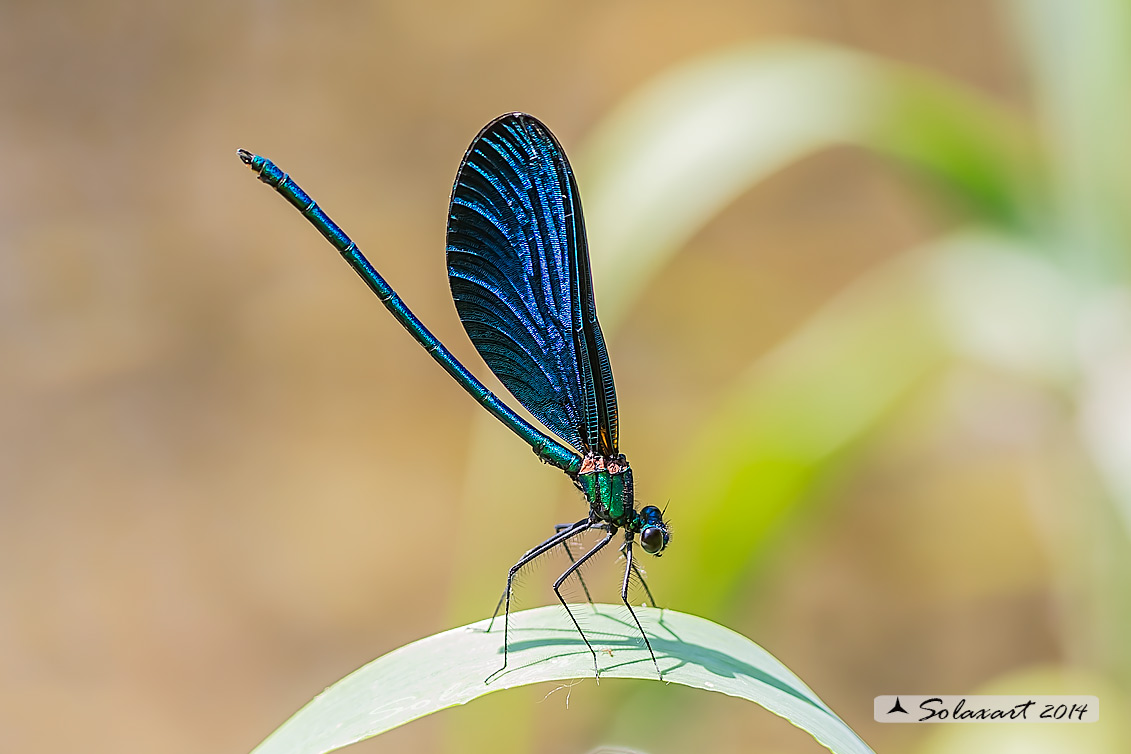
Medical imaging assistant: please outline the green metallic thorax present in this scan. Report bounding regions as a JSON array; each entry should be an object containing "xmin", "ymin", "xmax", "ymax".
[{"xmin": 577, "ymin": 453, "xmax": 635, "ymax": 529}]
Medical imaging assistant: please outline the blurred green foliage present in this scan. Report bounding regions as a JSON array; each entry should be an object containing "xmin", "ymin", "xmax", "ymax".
[{"xmin": 445, "ymin": 3, "xmax": 1131, "ymax": 753}]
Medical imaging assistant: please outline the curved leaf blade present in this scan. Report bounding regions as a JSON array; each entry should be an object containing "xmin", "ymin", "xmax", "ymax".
[{"xmin": 251, "ymin": 605, "xmax": 874, "ymax": 754}]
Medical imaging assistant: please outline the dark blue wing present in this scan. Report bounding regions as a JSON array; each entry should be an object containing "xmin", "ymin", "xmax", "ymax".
[{"xmin": 446, "ymin": 113, "xmax": 619, "ymax": 456}]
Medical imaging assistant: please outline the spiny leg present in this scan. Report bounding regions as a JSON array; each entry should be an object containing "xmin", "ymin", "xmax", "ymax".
[
  {"xmin": 489, "ymin": 522, "xmax": 606, "ymax": 625},
  {"xmin": 486, "ymin": 518, "xmax": 592, "ymax": 682},
  {"xmin": 552, "ymin": 531, "xmax": 615, "ymax": 678},
  {"xmin": 557, "ymin": 521, "xmax": 603, "ymax": 606},
  {"xmin": 487, "ymin": 519, "xmax": 590, "ymax": 630},
  {"xmin": 621, "ymin": 536, "xmax": 663, "ymax": 678},
  {"xmin": 618, "ymin": 538, "xmax": 660, "ymax": 608},
  {"xmin": 630, "ymin": 561, "xmax": 659, "ymax": 608}
]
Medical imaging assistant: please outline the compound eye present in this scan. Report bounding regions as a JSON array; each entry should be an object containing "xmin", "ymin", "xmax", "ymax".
[{"xmin": 640, "ymin": 526, "xmax": 665, "ymax": 554}]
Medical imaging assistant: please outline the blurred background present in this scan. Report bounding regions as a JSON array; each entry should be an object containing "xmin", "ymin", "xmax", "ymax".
[{"xmin": 2, "ymin": 1, "xmax": 1129, "ymax": 752}]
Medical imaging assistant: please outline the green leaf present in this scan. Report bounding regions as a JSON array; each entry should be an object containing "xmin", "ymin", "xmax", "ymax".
[
  {"xmin": 251, "ymin": 605, "xmax": 875, "ymax": 754},
  {"xmin": 580, "ymin": 41, "xmax": 876, "ymax": 327},
  {"xmin": 661, "ymin": 240, "xmax": 953, "ymax": 612},
  {"xmin": 1007, "ymin": 0, "xmax": 1131, "ymax": 278},
  {"xmin": 578, "ymin": 40, "xmax": 1036, "ymax": 326}
]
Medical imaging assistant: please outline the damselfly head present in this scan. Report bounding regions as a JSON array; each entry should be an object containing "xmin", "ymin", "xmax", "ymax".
[{"xmin": 637, "ymin": 505, "xmax": 669, "ymax": 556}]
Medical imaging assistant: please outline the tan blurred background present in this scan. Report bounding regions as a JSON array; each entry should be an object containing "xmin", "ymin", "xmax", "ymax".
[{"xmin": 3, "ymin": 1, "xmax": 1128, "ymax": 753}]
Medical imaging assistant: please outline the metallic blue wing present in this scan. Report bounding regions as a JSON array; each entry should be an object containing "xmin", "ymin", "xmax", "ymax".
[{"xmin": 446, "ymin": 113, "xmax": 619, "ymax": 456}]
